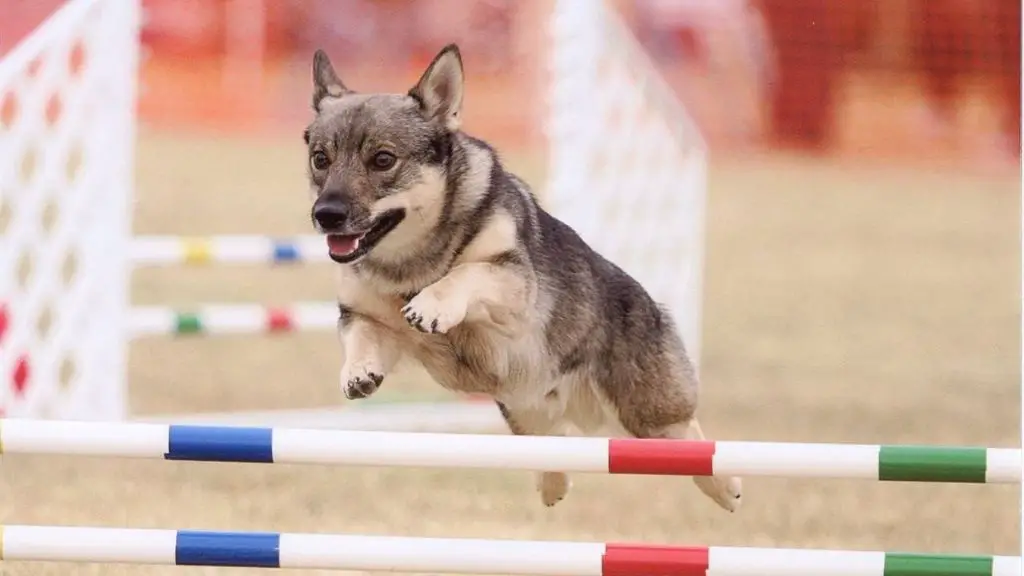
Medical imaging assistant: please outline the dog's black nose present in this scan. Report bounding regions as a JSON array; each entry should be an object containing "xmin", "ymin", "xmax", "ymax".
[{"xmin": 314, "ymin": 205, "xmax": 348, "ymax": 230}]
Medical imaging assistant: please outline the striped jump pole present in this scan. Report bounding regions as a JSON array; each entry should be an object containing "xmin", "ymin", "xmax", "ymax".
[
  {"xmin": 0, "ymin": 525, "xmax": 1018, "ymax": 575},
  {"xmin": 1, "ymin": 420, "xmax": 1019, "ymax": 483},
  {"xmin": 131, "ymin": 235, "xmax": 330, "ymax": 266},
  {"xmin": 129, "ymin": 302, "xmax": 339, "ymax": 337}
]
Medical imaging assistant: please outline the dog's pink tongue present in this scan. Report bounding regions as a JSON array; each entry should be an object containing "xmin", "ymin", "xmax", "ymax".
[{"xmin": 327, "ymin": 234, "xmax": 359, "ymax": 256}]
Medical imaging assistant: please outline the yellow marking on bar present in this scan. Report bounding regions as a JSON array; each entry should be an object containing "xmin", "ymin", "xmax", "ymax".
[{"xmin": 182, "ymin": 239, "xmax": 212, "ymax": 264}]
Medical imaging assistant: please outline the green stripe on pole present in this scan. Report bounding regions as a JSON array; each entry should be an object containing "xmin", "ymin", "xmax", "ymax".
[
  {"xmin": 174, "ymin": 313, "xmax": 202, "ymax": 334},
  {"xmin": 884, "ymin": 553, "xmax": 994, "ymax": 576},
  {"xmin": 878, "ymin": 446, "xmax": 987, "ymax": 483}
]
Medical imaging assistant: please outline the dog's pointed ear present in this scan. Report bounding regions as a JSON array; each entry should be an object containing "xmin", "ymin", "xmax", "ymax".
[
  {"xmin": 312, "ymin": 49, "xmax": 351, "ymax": 112},
  {"xmin": 409, "ymin": 44, "xmax": 464, "ymax": 131}
]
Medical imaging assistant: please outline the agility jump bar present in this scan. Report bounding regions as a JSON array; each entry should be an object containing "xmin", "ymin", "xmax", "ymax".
[
  {"xmin": 0, "ymin": 420, "xmax": 1019, "ymax": 483},
  {"xmin": 131, "ymin": 235, "xmax": 329, "ymax": 266},
  {"xmin": 0, "ymin": 525, "xmax": 1019, "ymax": 575},
  {"xmin": 129, "ymin": 302, "xmax": 338, "ymax": 337}
]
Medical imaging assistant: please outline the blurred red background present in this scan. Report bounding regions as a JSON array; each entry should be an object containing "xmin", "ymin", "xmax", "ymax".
[{"xmin": 1, "ymin": 0, "xmax": 1019, "ymax": 167}]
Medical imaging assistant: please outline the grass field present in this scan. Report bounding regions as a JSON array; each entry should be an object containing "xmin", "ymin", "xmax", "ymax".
[{"xmin": 0, "ymin": 130, "xmax": 1020, "ymax": 575}]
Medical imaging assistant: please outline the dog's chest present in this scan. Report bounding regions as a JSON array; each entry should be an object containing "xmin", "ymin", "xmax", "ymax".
[
  {"xmin": 409, "ymin": 323, "xmax": 544, "ymax": 395},
  {"xmin": 339, "ymin": 273, "xmax": 548, "ymax": 394}
]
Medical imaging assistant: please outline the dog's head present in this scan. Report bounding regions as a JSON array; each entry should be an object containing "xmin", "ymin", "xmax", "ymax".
[{"xmin": 304, "ymin": 44, "xmax": 465, "ymax": 264}]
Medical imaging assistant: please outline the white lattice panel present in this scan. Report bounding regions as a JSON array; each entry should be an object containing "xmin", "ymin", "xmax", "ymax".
[
  {"xmin": 545, "ymin": 0, "xmax": 708, "ymax": 369},
  {"xmin": 0, "ymin": 0, "xmax": 140, "ymax": 420}
]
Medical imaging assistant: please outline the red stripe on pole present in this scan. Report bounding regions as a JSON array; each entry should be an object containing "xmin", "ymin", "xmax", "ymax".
[
  {"xmin": 607, "ymin": 439, "xmax": 715, "ymax": 476},
  {"xmin": 603, "ymin": 544, "xmax": 709, "ymax": 576},
  {"xmin": 266, "ymin": 308, "xmax": 294, "ymax": 332}
]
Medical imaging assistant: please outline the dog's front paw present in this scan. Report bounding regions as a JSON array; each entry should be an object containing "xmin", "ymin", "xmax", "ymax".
[
  {"xmin": 400, "ymin": 288, "xmax": 466, "ymax": 334},
  {"xmin": 340, "ymin": 361, "xmax": 385, "ymax": 400},
  {"xmin": 536, "ymin": 471, "xmax": 571, "ymax": 507}
]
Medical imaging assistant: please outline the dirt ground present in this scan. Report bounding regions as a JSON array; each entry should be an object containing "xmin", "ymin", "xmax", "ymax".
[{"xmin": 0, "ymin": 130, "xmax": 1020, "ymax": 575}]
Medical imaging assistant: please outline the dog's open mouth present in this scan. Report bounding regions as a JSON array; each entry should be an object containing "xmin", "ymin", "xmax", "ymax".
[{"xmin": 325, "ymin": 209, "xmax": 405, "ymax": 263}]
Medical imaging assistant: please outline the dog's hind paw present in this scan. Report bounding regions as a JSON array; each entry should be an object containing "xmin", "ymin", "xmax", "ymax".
[
  {"xmin": 537, "ymin": 471, "xmax": 571, "ymax": 507},
  {"xmin": 401, "ymin": 289, "xmax": 466, "ymax": 334},
  {"xmin": 341, "ymin": 364, "xmax": 385, "ymax": 399},
  {"xmin": 693, "ymin": 474, "xmax": 742, "ymax": 513}
]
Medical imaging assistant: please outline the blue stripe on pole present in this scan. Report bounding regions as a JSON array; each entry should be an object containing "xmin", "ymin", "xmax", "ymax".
[
  {"xmin": 176, "ymin": 530, "xmax": 281, "ymax": 567},
  {"xmin": 166, "ymin": 425, "xmax": 273, "ymax": 463},
  {"xmin": 272, "ymin": 242, "xmax": 300, "ymax": 262}
]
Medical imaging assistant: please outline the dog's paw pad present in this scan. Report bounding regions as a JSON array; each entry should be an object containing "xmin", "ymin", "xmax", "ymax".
[
  {"xmin": 401, "ymin": 292, "xmax": 465, "ymax": 334},
  {"xmin": 342, "ymin": 370, "xmax": 384, "ymax": 400}
]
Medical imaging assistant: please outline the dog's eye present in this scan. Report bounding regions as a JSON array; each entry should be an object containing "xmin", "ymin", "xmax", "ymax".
[
  {"xmin": 310, "ymin": 151, "xmax": 330, "ymax": 171},
  {"xmin": 369, "ymin": 151, "xmax": 397, "ymax": 171}
]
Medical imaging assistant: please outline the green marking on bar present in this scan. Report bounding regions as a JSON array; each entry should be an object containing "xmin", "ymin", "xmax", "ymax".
[
  {"xmin": 878, "ymin": 446, "xmax": 987, "ymax": 483},
  {"xmin": 175, "ymin": 313, "xmax": 203, "ymax": 335},
  {"xmin": 884, "ymin": 553, "xmax": 994, "ymax": 576}
]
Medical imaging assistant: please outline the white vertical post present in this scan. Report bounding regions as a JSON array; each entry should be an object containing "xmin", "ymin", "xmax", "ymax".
[
  {"xmin": 545, "ymin": 0, "xmax": 708, "ymax": 374},
  {"xmin": 91, "ymin": 0, "xmax": 140, "ymax": 420},
  {"xmin": 545, "ymin": 0, "xmax": 605, "ymax": 228},
  {"xmin": 682, "ymin": 148, "xmax": 707, "ymax": 373}
]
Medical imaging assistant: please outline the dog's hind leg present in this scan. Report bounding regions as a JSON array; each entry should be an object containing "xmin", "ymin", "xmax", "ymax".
[
  {"xmin": 612, "ymin": 395, "xmax": 742, "ymax": 512},
  {"xmin": 615, "ymin": 408, "xmax": 743, "ymax": 512},
  {"xmin": 599, "ymin": 347, "xmax": 743, "ymax": 513},
  {"xmin": 681, "ymin": 418, "xmax": 743, "ymax": 512},
  {"xmin": 495, "ymin": 401, "xmax": 572, "ymax": 507}
]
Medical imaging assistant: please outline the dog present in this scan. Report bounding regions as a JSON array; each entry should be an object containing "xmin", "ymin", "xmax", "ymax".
[{"xmin": 303, "ymin": 43, "xmax": 742, "ymax": 512}]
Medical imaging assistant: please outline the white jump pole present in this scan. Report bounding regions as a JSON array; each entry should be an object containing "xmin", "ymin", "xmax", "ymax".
[
  {"xmin": 0, "ymin": 419, "xmax": 1019, "ymax": 483},
  {"xmin": 0, "ymin": 525, "xmax": 1019, "ymax": 575}
]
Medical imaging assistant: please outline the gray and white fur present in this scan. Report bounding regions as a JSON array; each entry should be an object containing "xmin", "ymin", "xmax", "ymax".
[{"xmin": 304, "ymin": 44, "xmax": 742, "ymax": 512}]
